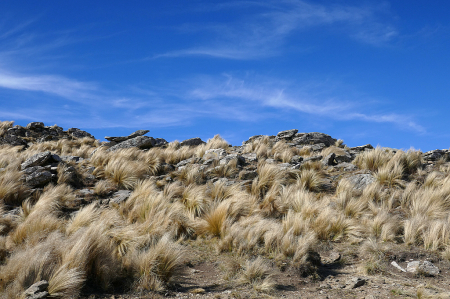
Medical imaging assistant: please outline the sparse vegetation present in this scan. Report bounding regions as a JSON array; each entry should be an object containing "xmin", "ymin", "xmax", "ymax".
[{"xmin": 1, "ymin": 123, "xmax": 450, "ymax": 298}]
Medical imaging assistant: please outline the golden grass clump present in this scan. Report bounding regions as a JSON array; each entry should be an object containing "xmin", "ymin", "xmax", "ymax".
[
  {"xmin": 353, "ymin": 146, "xmax": 394, "ymax": 171},
  {"xmin": 239, "ymin": 257, "xmax": 275, "ymax": 292},
  {"xmin": 133, "ymin": 234, "xmax": 185, "ymax": 291},
  {"xmin": 0, "ymin": 121, "xmax": 14, "ymax": 137}
]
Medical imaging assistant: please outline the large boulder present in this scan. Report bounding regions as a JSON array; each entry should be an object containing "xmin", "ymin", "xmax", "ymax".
[
  {"xmin": 292, "ymin": 132, "xmax": 336, "ymax": 147},
  {"xmin": 107, "ymin": 136, "xmax": 156, "ymax": 151},
  {"xmin": 67, "ymin": 128, "xmax": 94, "ymax": 139},
  {"xmin": 21, "ymin": 152, "xmax": 60, "ymax": 170},
  {"xmin": 276, "ymin": 129, "xmax": 298, "ymax": 141}
]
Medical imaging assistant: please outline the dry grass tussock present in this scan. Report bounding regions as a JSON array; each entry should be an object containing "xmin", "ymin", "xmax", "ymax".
[
  {"xmin": 3, "ymin": 131, "xmax": 450, "ymax": 297},
  {"xmin": 0, "ymin": 121, "xmax": 14, "ymax": 137}
]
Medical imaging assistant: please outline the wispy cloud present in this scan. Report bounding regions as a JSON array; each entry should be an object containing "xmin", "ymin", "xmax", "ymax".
[
  {"xmin": 186, "ymin": 74, "xmax": 425, "ymax": 133},
  {"xmin": 0, "ymin": 70, "xmax": 99, "ymax": 105},
  {"xmin": 155, "ymin": 0, "xmax": 398, "ymax": 60}
]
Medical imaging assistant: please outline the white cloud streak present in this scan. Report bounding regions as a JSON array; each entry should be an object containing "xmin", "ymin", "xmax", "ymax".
[
  {"xmin": 187, "ymin": 74, "xmax": 425, "ymax": 133},
  {"xmin": 156, "ymin": 0, "xmax": 398, "ymax": 60}
]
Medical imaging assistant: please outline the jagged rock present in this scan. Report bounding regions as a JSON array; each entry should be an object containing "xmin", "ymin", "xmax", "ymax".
[
  {"xmin": 423, "ymin": 149, "xmax": 448, "ymax": 162},
  {"xmin": 26, "ymin": 122, "xmax": 45, "ymax": 130},
  {"xmin": 67, "ymin": 128, "xmax": 94, "ymax": 139},
  {"xmin": 22, "ymin": 166, "xmax": 53, "ymax": 187},
  {"xmin": 154, "ymin": 138, "xmax": 168, "ymax": 147},
  {"xmin": 107, "ymin": 136, "xmax": 156, "ymax": 151},
  {"xmin": 24, "ymin": 280, "xmax": 49, "ymax": 299},
  {"xmin": 21, "ymin": 152, "xmax": 60, "ymax": 170},
  {"xmin": 7, "ymin": 125, "xmax": 26, "ymax": 136},
  {"xmin": 204, "ymin": 149, "xmax": 227, "ymax": 159},
  {"xmin": 180, "ymin": 137, "xmax": 205, "ymax": 146},
  {"xmin": 350, "ymin": 144, "xmax": 374, "ymax": 151},
  {"xmin": 0, "ymin": 134, "xmax": 28, "ymax": 147},
  {"xmin": 219, "ymin": 154, "xmax": 245, "ymax": 166},
  {"xmin": 239, "ymin": 170, "xmax": 258, "ymax": 180},
  {"xmin": 276, "ymin": 129, "xmax": 298, "ymax": 141},
  {"xmin": 105, "ymin": 129, "xmax": 149, "ymax": 142},
  {"xmin": 407, "ymin": 261, "xmax": 439, "ymax": 276},
  {"xmin": 322, "ymin": 153, "xmax": 336, "ymax": 166},
  {"xmin": 334, "ymin": 152, "xmax": 353, "ymax": 163},
  {"xmin": 347, "ymin": 174, "xmax": 376, "ymax": 190},
  {"xmin": 292, "ymin": 132, "xmax": 336, "ymax": 147}
]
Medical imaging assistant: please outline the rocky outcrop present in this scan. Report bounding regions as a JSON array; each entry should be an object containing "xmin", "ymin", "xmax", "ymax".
[
  {"xmin": 105, "ymin": 129, "xmax": 150, "ymax": 142},
  {"xmin": 0, "ymin": 122, "xmax": 95, "ymax": 148}
]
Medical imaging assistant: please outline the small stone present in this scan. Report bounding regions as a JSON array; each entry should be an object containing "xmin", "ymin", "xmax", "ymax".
[{"xmin": 347, "ymin": 277, "xmax": 367, "ymax": 289}]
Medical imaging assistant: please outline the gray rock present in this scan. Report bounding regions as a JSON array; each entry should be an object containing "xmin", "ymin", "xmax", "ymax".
[
  {"xmin": 204, "ymin": 149, "xmax": 227, "ymax": 159},
  {"xmin": 219, "ymin": 154, "xmax": 245, "ymax": 166},
  {"xmin": 21, "ymin": 152, "xmax": 55, "ymax": 170},
  {"xmin": 276, "ymin": 129, "xmax": 298, "ymax": 141},
  {"xmin": 292, "ymin": 132, "xmax": 336, "ymax": 147},
  {"xmin": 108, "ymin": 190, "xmax": 132, "ymax": 206},
  {"xmin": 176, "ymin": 158, "xmax": 195, "ymax": 168},
  {"xmin": 105, "ymin": 129, "xmax": 149, "ymax": 142},
  {"xmin": 202, "ymin": 158, "xmax": 216, "ymax": 166},
  {"xmin": 290, "ymin": 155, "xmax": 303, "ymax": 164},
  {"xmin": 335, "ymin": 162, "xmax": 357, "ymax": 171},
  {"xmin": 350, "ymin": 144, "xmax": 374, "ymax": 151},
  {"xmin": 310, "ymin": 143, "xmax": 327, "ymax": 151},
  {"xmin": 322, "ymin": 153, "xmax": 336, "ymax": 166},
  {"xmin": 107, "ymin": 136, "xmax": 156, "ymax": 151},
  {"xmin": 241, "ymin": 153, "xmax": 258, "ymax": 163},
  {"xmin": 23, "ymin": 167, "xmax": 53, "ymax": 187},
  {"xmin": 346, "ymin": 277, "xmax": 367, "ymax": 289},
  {"xmin": 423, "ymin": 149, "xmax": 448, "ymax": 162},
  {"xmin": 239, "ymin": 170, "xmax": 258, "ymax": 180},
  {"xmin": 0, "ymin": 134, "xmax": 27, "ymax": 147},
  {"xmin": 346, "ymin": 174, "xmax": 376, "ymax": 190},
  {"xmin": 67, "ymin": 128, "xmax": 94, "ymax": 139},
  {"xmin": 334, "ymin": 152, "xmax": 352, "ymax": 164},
  {"xmin": 265, "ymin": 159, "xmax": 276, "ymax": 164},
  {"xmin": 180, "ymin": 137, "xmax": 205, "ymax": 146},
  {"xmin": 154, "ymin": 138, "xmax": 168, "ymax": 147},
  {"xmin": 60, "ymin": 156, "xmax": 82, "ymax": 163},
  {"xmin": 407, "ymin": 261, "xmax": 439, "ymax": 276},
  {"xmin": 26, "ymin": 122, "xmax": 45, "ymax": 130},
  {"xmin": 24, "ymin": 280, "xmax": 49, "ymax": 299}
]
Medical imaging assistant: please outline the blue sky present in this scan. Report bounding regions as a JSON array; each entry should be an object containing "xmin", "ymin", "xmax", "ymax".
[{"xmin": 0, "ymin": 1, "xmax": 449, "ymax": 151}]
